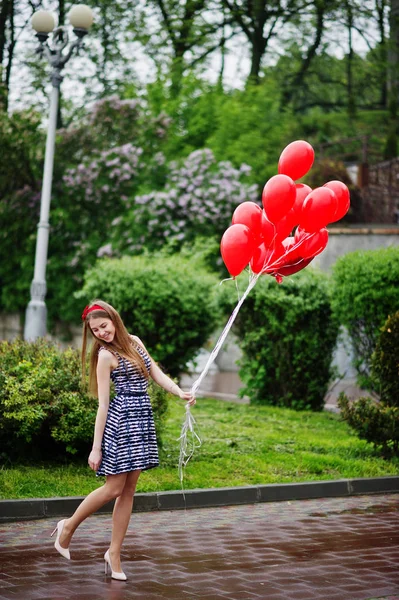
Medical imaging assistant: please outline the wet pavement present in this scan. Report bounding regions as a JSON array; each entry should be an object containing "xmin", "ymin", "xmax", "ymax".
[{"xmin": 0, "ymin": 493, "xmax": 398, "ymax": 600}]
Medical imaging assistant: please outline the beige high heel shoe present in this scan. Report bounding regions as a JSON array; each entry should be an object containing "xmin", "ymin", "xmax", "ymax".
[
  {"xmin": 50, "ymin": 519, "xmax": 71, "ymax": 560},
  {"xmin": 104, "ymin": 549, "xmax": 127, "ymax": 581}
]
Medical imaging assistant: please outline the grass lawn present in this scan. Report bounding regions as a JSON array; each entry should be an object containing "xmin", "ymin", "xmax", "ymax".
[{"xmin": 0, "ymin": 398, "xmax": 398, "ymax": 499}]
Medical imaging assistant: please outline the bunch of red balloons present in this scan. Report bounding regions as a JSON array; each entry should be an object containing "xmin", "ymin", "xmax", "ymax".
[{"xmin": 221, "ymin": 140, "xmax": 350, "ymax": 283}]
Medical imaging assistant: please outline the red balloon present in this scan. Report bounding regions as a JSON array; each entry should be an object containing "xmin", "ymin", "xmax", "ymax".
[
  {"xmin": 260, "ymin": 212, "xmax": 276, "ymax": 246},
  {"xmin": 282, "ymin": 236, "xmax": 295, "ymax": 251},
  {"xmin": 232, "ymin": 201, "xmax": 263, "ymax": 240},
  {"xmin": 293, "ymin": 183, "xmax": 312, "ymax": 217},
  {"xmin": 221, "ymin": 224, "xmax": 256, "ymax": 277},
  {"xmin": 300, "ymin": 187, "xmax": 337, "ymax": 233},
  {"xmin": 275, "ymin": 257, "xmax": 314, "ymax": 277},
  {"xmin": 262, "ymin": 174, "xmax": 296, "ymax": 224},
  {"xmin": 323, "ymin": 180, "xmax": 350, "ymax": 223},
  {"xmin": 294, "ymin": 225, "xmax": 307, "ymax": 245},
  {"xmin": 251, "ymin": 241, "xmax": 284, "ymax": 274},
  {"xmin": 275, "ymin": 209, "xmax": 298, "ymax": 242},
  {"xmin": 295, "ymin": 227, "xmax": 328, "ymax": 259},
  {"xmin": 272, "ymin": 235, "xmax": 301, "ymax": 268},
  {"xmin": 278, "ymin": 141, "xmax": 315, "ymax": 181}
]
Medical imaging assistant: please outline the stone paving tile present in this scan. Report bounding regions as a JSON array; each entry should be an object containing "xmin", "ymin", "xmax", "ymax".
[{"xmin": 0, "ymin": 493, "xmax": 398, "ymax": 599}]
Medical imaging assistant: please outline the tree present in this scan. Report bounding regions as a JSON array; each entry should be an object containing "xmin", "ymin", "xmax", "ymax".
[
  {"xmin": 385, "ymin": 0, "xmax": 399, "ymax": 157},
  {"xmin": 134, "ymin": 0, "xmax": 228, "ymax": 96},
  {"xmin": 280, "ymin": 0, "xmax": 330, "ymax": 107},
  {"xmin": 221, "ymin": 0, "xmax": 316, "ymax": 84}
]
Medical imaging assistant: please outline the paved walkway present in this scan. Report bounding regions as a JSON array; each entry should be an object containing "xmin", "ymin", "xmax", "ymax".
[{"xmin": 0, "ymin": 494, "xmax": 398, "ymax": 600}]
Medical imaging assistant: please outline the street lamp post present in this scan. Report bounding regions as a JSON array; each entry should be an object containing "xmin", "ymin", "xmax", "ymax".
[{"xmin": 24, "ymin": 4, "xmax": 94, "ymax": 341}]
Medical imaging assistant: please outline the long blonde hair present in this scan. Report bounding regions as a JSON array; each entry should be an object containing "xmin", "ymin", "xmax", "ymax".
[{"xmin": 81, "ymin": 299, "xmax": 149, "ymax": 397}]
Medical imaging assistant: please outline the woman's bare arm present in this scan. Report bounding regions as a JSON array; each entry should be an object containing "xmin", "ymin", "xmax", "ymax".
[
  {"xmin": 132, "ymin": 335, "xmax": 196, "ymax": 405},
  {"xmin": 88, "ymin": 349, "xmax": 114, "ymax": 470}
]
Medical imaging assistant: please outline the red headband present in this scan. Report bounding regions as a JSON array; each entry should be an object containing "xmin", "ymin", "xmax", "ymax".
[{"xmin": 81, "ymin": 304, "xmax": 106, "ymax": 321}]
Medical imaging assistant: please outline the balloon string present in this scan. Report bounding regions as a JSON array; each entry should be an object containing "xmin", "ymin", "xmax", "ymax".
[
  {"xmin": 219, "ymin": 276, "xmax": 234, "ymax": 285},
  {"xmin": 178, "ymin": 272, "xmax": 260, "ymax": 484},
  {"xmin": 177, "ymin": 227, "xmax": 327, "ymax": 484},
  {"xmin": 235, "ymin": 277, "xmax": 241, "ymax": 302},
  {"xmin": 264, "ymin": 229, "xmax": 325, "ymax": 273}
]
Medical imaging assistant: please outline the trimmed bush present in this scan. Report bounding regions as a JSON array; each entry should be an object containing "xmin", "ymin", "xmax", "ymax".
[
  {"xmin": 338, "ymin": 395, "xmax": 399, "ymax": 457},
  {"xmin": 76, "ymin": 253, "xmax": 221, "ymax": 377},
  {"xmin": 338, "ymin": 311, "xmax": 399, "ymax": 456},
  {"xmin": 218, "ymin": 269, "xmax": 339, "ymax": 410},
  {"xmin": 331, "ymin": 246, "xmax": 399, "ymax": 389},
  {"xmin": 371, "ymin": 311, "xmax": 399, "ymax": 405},
  {"xmin": 0, "ymin": 339, "xmax": 169, "ymax": 461}
]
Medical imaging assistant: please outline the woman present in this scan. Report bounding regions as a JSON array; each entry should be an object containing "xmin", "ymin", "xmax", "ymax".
[{"xmin": 51, "ymin": 300, "xmax": 195, "ymax": 580}]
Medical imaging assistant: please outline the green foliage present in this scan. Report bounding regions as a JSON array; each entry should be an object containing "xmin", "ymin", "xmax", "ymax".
[
  {"xmin": 0, "ymin": 339, "xmax": 169, "ymax": 461},
  {"xmin": 0, "ymin": 108, "xmax": 44, "ymax": 312},
  {"xmin": 218, "ymin": 269, "xmax": 338, "ymax": 410},
  {"xmin": 338, "ymin": 312, "xmax": 399, "ymax": 457},
  {"xmin": 205, "ymin": 81, "xmax": 294, "ymax": 186},
  {"xmin": 1, "ymin": 75, "xmax": 393, "ymax": 329},
  {"xmin": 298, "ymin": 108, "xmax": 390, "ymax": 161},
  {"xmin": 145, "ymin": 77, "xmax": 295, "ymax": 186},
  {"xmin": 0, "ymin": 339, "xmax": 94, "ymax": 459},
  {"xmin": 273, "ymin": 46, "xmax": 388, "ymax": 116},
  {"xmin": 371, "ymin": 311, "xmax": 399, "ymax": 406},
  {"xmin": 331, "ymin": 247, "xmax": 399, "ymax": 388},
  {"xmin": 76, "ymin": 252, "xmax": 221, "ymax": 377},
  {"xmin": 338, "ymin": 394, "xmax": 399, "ymax": 457}
]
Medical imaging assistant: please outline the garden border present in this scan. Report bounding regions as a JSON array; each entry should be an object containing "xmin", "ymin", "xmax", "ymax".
[{"xmin": 1, "ymin": 476, "xmax": 398, "ymax": 522}]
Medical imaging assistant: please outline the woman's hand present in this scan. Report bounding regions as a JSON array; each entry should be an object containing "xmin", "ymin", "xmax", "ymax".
[
  {"xmin": 88, "ymin": 447, "xmax": 102, "ymax": 471},
  {"xmin": 179, "ymin": 389, "xmax": 196, "ymax": 406}
]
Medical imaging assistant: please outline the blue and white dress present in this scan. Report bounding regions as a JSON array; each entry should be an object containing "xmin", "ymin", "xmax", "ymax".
[{"xmin": 96, "ymin": 344, "xmax": 159, "ymax": 477}]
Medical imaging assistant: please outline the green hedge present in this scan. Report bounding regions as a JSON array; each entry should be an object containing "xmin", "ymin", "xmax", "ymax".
[
  {"xmin": 338, "ymin": 311, "xmax": 399, "ymax": 456},
  {"xmin": 0, "ymin": 339, "xmax": 169, "ymax": 462},
  {"xmin": 331, "ymin": 246, "xmax": 399, "ymax": 388},
  {"xmin": 76, "ymin": 253, "xmax": 220, "ymax": 377},
  {"xmin": 219, "ymin": 269, "xmax": 339, "ymax": 410}
]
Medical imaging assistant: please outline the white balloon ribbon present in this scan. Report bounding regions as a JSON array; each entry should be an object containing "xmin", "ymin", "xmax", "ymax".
[
  {"xmin": 177, "ymin": 229, "xmax": 324, "ymax": 484},
  {"xmin": 178, "ymin": 271, "xmax": 260, "ymax": 484}
]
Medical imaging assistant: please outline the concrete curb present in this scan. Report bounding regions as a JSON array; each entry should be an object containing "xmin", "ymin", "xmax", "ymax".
[{"xmin": 1, "ymin": 476, "xmax": 398, "ymax": 523}]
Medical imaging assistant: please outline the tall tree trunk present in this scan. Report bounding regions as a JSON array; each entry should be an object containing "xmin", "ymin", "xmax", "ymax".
[
  {"xmin": 385, "ymin": 0, "xmax": 399, "ymax": 158},
  {"xmin": 376, "ymin": 0, "xmax": 388, "ymax": 107},
  {"xmin": 170, "ymin": 54, "xmax": 185, "ymax": 97},
  {"xmin": 247, "ymin": 3, "xmax": 273, "ymax": 84},
  {"xmin": 388, "ymin": 0, "xmax": 399, "ymax": 104},
  {"xmin": 218, "ymin": 7, "xmax": 226, "ymax": 88},
  {"xmin": 346, "ymin": 0, "xmax": 356, "ymax": 117},
  {"xmin": 99, "ymin": 1, "xmax": 111, "ymax": 96},
  {"xmin": 0, "ymin": 0, "xmax": 11, "ymax": 109},
  {"xmin": 4, "ymin": 0, "xmax": 15, "ymax": 112},
  {"xmin": 249, "ymin": 35, "xmax": 266, "ymax": 83},
  {"xmin": 281, "ymin": 0, "xmax": 325, "ymax": 109},
  {"xmin": 56, "ymin": 0, "xmax": 65, "ymax": 128}
]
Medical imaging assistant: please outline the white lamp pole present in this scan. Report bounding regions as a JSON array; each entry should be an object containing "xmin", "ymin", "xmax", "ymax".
[{"xmin": 24, "ymin": 5, "xmax": 94, "ymax": 340}]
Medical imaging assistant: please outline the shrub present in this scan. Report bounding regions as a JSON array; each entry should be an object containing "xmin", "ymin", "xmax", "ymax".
[
  {"xmin": 338, "ymin": 311, "xmax": 399, "ymax": 456},
  {"xmin": 338, "ymin": 395, "xmax": 399, "ymax": 456},
  {"xmin": 218, "ymin": 269, "xmax": 339, "ymax": 410},
  {"xmin": 331, "ymin": 246, "xmax": 399, "ymax": 389},
  {"xmin": 0, "ymin": 339, "xmax": 169, "ymax": 461},
  {"xmin": 76, "ymin": 252, "xmax": 221, "ymax": 377},
  {"xmin": 371, "ymin": 311, "xmax": 399, "ymax": 405}
]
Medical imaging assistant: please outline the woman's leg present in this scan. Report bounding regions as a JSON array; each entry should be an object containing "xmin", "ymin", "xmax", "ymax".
[
  {"xmin": 59, "ymin": 473, "xmax": 128, "ymax": 549},
  {"xmin": 108, "ymin": 470, "xmax": 141, "ymax": 572}
]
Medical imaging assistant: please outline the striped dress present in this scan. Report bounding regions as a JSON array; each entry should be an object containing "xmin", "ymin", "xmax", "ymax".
[{"xmin": 96, "ymin": 344, "xmax": 159, "ymax": 477}]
